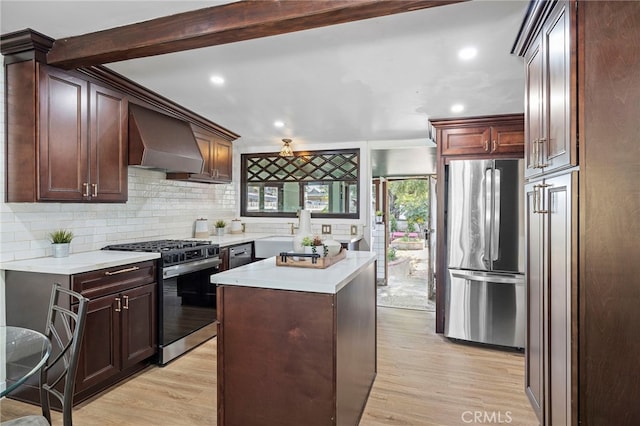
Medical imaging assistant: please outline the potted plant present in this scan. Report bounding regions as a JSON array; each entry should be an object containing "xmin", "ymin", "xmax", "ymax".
[
  {"xmin": 49, "ymin": 229, "xmax": 74, "ymax": 258},
  {"xmin": 302, "ymin": 236, "xmax": 327, "ymax": 257},
  {"xmin": 375, "ymin": 210, "xmax": 383, "ymax": 224},
  {"xmin": 214, "ymin": 220, "xmax": 226, "ymax": 236}
]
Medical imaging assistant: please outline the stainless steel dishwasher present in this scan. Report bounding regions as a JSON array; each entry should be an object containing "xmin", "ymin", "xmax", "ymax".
[{"xmin": 229, "ymin": 242, "xmax": 253, "ymax": 269}]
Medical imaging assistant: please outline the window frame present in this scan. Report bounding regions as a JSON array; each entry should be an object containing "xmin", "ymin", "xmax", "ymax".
[{"xmin": 240, "ymin": 148, "xmax": 360, "ymax": 219}]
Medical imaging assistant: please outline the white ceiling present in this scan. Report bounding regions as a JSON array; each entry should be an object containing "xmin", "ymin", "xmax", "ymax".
[{"xmin": 1, "ymin": 0, "xmax": 528, "ymax": 153}]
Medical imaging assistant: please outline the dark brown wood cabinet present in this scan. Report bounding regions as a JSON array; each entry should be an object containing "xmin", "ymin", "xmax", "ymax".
[
  {"xmin": 514, "ymin": 1, "xmax": 640, "ymax": 425},
  {"xmin": 3, "ymin": 29, "xmax": 240, "ymax": 201},
  {"xmin": 167, "ymin": 126, "xmax": 233, "ymax": 183},
  {"xmin": 523, "ymin": 1, "xmax": 575, "ymax": 179},
  {"xmin": 72, "ymin": 261, "xmax": 157, "ymax": 400},
  {"xmin": 438, "ymin": 117, "xmax": 524, "ymax": 157},
  {"xmin": 524, "ymin": 173, "xmax": 576, "ymax": 425},
  {"xmin": 7, "ymin": 63, "xmax": 128, "ymax": 202},
  {"xmin": 517, "ymin": 3, "xmax": 578, "ymax": 424},
  {"xmin": 217, "ymin": 261, "xmax": 376, "ymax": 426},
  {"xmin": 4, "ymin": 260, "xmax": 157, "ymax": 408}
]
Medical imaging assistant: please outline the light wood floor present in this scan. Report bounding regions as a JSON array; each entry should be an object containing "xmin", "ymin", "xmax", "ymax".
[{"xmin": 1, "ymin": 307, "xmax": 538, "ymax": 425}]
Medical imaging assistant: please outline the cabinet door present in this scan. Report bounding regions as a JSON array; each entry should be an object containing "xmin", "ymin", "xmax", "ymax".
[
  {"xmin": 544, "ymin": 173, "xmax": 575, "ymax": 426},
  {"xmin": 75, "ymin": 294, "xmax": 121, "ymax": 393},
  {"xmin": 524, "ymin": 181, "xmax": 545, "ymax": 423},
  {"xmin": 441, "ymin": 126, "xmax": 491, "ymax": 156},
  {"xmin": 193, "ymin": 129, "xmax": 213, "ymax": 178},
  {"xmin": 121, "ymin": 283, "xmax": 157, "ymax": 369},
  {"xmin": 524, "ymin": 35, "xmax": 544, "ymax": 179},
  {"xmin": 38, "ymin": 65, "xmax": 89, "ymax": 201},
  {"xmin": 542, "ymin": 2, "xmax": 575, "ymax": 175},
  {"xmin": 89, "ymin": 83, "xmax": 128, "ymax": 202},
  {"xmin": 491, "ymin": 124, "xmax": 524, "ymax": 155},
  {"xmin": 213, "ymin": 138, "xmax": 232, "ymax": 182}
]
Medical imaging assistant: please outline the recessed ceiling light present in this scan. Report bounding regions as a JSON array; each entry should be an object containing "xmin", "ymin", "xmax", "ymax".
[
  {"xmin": 458, "ymin": 47, "xmax": 477, "ymax": 61},
  {"xmin": 451, "ymin": 104, "xmax": 465, "ymax": 113},
  {"xmin": 210, "ymin": 75, "xmax": 225, "ymax": 86},
  {"xmin": 274, "ymin": 121, "xmax": 285, "ymax": 128}
]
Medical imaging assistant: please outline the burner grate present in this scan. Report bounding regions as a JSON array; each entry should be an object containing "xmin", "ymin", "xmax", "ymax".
[{"xmin": 103, "ymin": 239, "xmax": 219, "ymax": 266}]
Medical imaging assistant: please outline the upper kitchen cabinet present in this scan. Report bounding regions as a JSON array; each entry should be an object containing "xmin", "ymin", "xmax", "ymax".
[
  {"xmin": 2, "ymin": 31, "xmax": 127, "ymax": 202},
  {"xmin": 434, "ymin": 114, "xmax": 524, "ymax": 157},
  {"xmin": 2, "ymin": 29, "xmax": 240, "ymax": 201},
  {"xmin": 520, "ymin": 1, "xmax": 576, "ymax": 179},
  {"xmin": 167, "ymin": 126, "xmax": 234, "ymax": 183},
  {"xmin": 38, "ymin": 65, "xmax": 128, "ymax": 202}
]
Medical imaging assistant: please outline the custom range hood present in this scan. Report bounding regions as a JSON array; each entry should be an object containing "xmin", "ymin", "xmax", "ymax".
[{"xmin": 128, "ymin": 104, "xmax": 204, "ymax": 173}]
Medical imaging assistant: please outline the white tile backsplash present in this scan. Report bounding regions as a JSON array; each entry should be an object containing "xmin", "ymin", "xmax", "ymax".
[{"xmin": 0, "ymin": 167, "xmax": 237, "ymax": 262}]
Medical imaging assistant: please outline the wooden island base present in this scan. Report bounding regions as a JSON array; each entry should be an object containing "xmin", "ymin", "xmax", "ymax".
[{"xmin": 216, "ymin": 260, "xmax": 376, "ymax": 426}]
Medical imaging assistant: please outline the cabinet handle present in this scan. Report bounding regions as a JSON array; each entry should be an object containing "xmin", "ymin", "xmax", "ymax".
[
  {"xmin": 492, "ymin": 140, "xmax": 497, "ymax": 152},
  {"xmin": 105, "ymin": 266, "xmax": 140, "ymax": 276},
  {"xmin": 532, "ymin": 139, "xmax": 539, "ymax": 168},
  {"xmin": 484, "ymin": 140, "xmax": 489, "ymax": 152},
  {"xmin": 537, "ymin": 183, "xmax": 550, "ymax": 214},
  {"xmin": 123, "ymin": 295, "xmax": 129, "ymax": 310},
  {"xmin": 115, "ymin": 297, "xmax": 121, "ymax": 312},
  {"xmin": 532, "ymin": 185, "xmax": 539, "ymax": 214},
  {"xmin": 92, "ymin": 183, "xmax": 98, "ymax": 197},
  {"xmin": 537, "ymin": 138, "xmax": 548, "ymax": 168},
  {"xmin": 83, "ymin": 182, "xmax": 90, "ymax": 197}
]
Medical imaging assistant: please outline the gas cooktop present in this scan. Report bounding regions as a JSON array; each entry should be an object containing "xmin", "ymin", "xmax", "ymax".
[{"xmin": 103, "ymin": 239, "xmax": 219, "ymax": 266}]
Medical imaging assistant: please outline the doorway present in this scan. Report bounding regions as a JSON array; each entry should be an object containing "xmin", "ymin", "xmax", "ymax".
[{"xmin": 374, "ymin": 177, "xmax": 435, "ymax": 311}]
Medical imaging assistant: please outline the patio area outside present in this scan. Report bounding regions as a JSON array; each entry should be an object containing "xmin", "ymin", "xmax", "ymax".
[{"xmin": 376, "ymin": 242, "xmax": 435, "ymax": 311}]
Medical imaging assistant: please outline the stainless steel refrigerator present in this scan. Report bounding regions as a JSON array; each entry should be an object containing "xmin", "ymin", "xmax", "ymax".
[{"xmin": 445, "ymin": 159, "xmax": 525, "ymax": 348}]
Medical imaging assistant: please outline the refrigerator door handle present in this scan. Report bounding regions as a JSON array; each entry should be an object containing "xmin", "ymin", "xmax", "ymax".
[
  {"xmin": 492, "ymin": 168, "xmax": 501, "ymax": 261},
  {"xmin": 482, "ymin": 167, "xmax": 492, "ymax": 268},
  {"xmin": 451, "ymin": 270, "xmax": 524, "ymax": 285}
]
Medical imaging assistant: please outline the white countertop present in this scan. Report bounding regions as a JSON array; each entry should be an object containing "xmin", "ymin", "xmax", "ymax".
[
  {"xmin": 0, "ymin": 251, "xmax": 160, "ymax": 275},
  {"xmin": 210, "ymin": 250, "xmax": 376, "ymax": 294},
  {"xmin": 206, "ymin": 232, "xmax": 363, "ymax": 248}
]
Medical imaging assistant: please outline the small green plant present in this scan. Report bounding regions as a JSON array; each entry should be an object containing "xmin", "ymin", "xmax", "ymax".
[
  {"xmin": 387, "ymin": 246, "xmax": 397, "ymax": 261},
  {"xmin": 49, "ymin": 229, "xmax": 74, "ymax": 244},
  {"xmin": 214, "ymin": 220, "xmax": 226, "ymax": 228},
  {"xmin": 390, "ymin": 216, "xmax": 398, "ymax": 232},
  {"xmin": 375, "ymin": 210, "xmax": 383, "ymax": 216},
  {"xmin": 301, "ymin": 236, "xmax": 314, "ymax": 246}
]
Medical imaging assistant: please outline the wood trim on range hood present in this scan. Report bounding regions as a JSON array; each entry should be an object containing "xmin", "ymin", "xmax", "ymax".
[
  {"xmin": 45, "ymin": 0, "xmax": 463, "ymax": 69},
  {"xmin": 128, "ymin": 104, "xmax": 204, "ymax": 174}
]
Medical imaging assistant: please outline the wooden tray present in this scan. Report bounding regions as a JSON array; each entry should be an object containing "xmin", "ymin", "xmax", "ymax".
[{"xmin": 276, "ymin": 248, "xmax": 346, "ymax": 269}]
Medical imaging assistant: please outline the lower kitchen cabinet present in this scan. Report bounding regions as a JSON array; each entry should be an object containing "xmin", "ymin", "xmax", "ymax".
[
  {"xmin": 72, "ymin": 262, "xmax": 157, "ymax": 398},
  {"xmin": 3, "ymin": 260, "xmax": 157, "ymax": 407},
  {"xmin": 74, "ymin": 282, "xmax": 156, "ymax": 394},
  {"xmin": 525, "ymin": 172, "xmax": 577, "ymax": 425}
]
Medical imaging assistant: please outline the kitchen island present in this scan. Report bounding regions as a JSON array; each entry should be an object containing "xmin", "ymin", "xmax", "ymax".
[{"xmin": 211, "ymin": 251, "xmax": 377, "ymax": 426}]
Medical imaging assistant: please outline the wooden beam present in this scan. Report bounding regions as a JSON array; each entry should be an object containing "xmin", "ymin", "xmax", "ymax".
[{"xmin": 47, "ymin": 0, "xmax": 463, "ymax": 69}]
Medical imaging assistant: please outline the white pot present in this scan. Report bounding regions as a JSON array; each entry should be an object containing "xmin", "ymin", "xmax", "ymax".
[
  {"xmin": 216, "ymin": 228, "xmax": 225, "ymax": 236},
  {"xmin": 52, "ymin": 243, "xmax": 70, "ymax": 258}
]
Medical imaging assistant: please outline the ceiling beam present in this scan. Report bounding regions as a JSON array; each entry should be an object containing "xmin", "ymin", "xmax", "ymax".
[{"xmin": 46, "ymin": 0, "xmax": 463, "ymax": 69}]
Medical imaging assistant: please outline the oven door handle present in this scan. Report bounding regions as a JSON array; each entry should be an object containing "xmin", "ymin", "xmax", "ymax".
[{"xmin": 163, "ymin": 257, "xmax": 221, "ymax": 279}]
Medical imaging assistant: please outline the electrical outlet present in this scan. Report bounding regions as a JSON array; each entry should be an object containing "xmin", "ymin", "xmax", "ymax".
[
  {"xmin": 350, "ymin": 225, "xmax": 358, "ymax": 235},
  {"xmin": 321, "ymin": 224, "xmax": 332, "ymax": 234}
]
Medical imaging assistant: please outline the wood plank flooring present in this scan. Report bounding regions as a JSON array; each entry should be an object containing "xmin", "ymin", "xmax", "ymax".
[{"xmin": 1, "ymin": 307, "xmax": 537, "ymax": 425}]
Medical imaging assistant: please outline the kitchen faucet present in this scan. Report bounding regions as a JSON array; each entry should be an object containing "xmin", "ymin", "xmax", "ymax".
[{"xmin": 289, "ymin": 222, "xmax": 298, "ymax": 235}]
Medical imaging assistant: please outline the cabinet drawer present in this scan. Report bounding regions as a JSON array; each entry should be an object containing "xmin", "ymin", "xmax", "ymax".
[{"xmin": 72, "ymin": 260, "xmax": 156, "ymax": 299}]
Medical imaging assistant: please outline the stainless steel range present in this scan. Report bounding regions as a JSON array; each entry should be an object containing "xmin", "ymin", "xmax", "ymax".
[{"xmin": 103, "ymin": 239, "xmax": 221, "ymax": 365}]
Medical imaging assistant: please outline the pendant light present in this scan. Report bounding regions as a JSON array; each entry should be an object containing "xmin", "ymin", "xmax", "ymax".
[{"xmin": 279, "ymin": 138, "xmax": 294, "ymax": 157}]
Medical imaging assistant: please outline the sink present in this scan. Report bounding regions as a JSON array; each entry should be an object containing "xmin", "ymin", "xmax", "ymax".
[{"xmin": 254, "ymin": 236, "xmax": 294, "ymax": 258}]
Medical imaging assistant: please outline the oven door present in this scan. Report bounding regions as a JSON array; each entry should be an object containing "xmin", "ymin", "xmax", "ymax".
[{"xmin": 160, "ymin": 257, "xmax": 221, "ymax": 364}]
